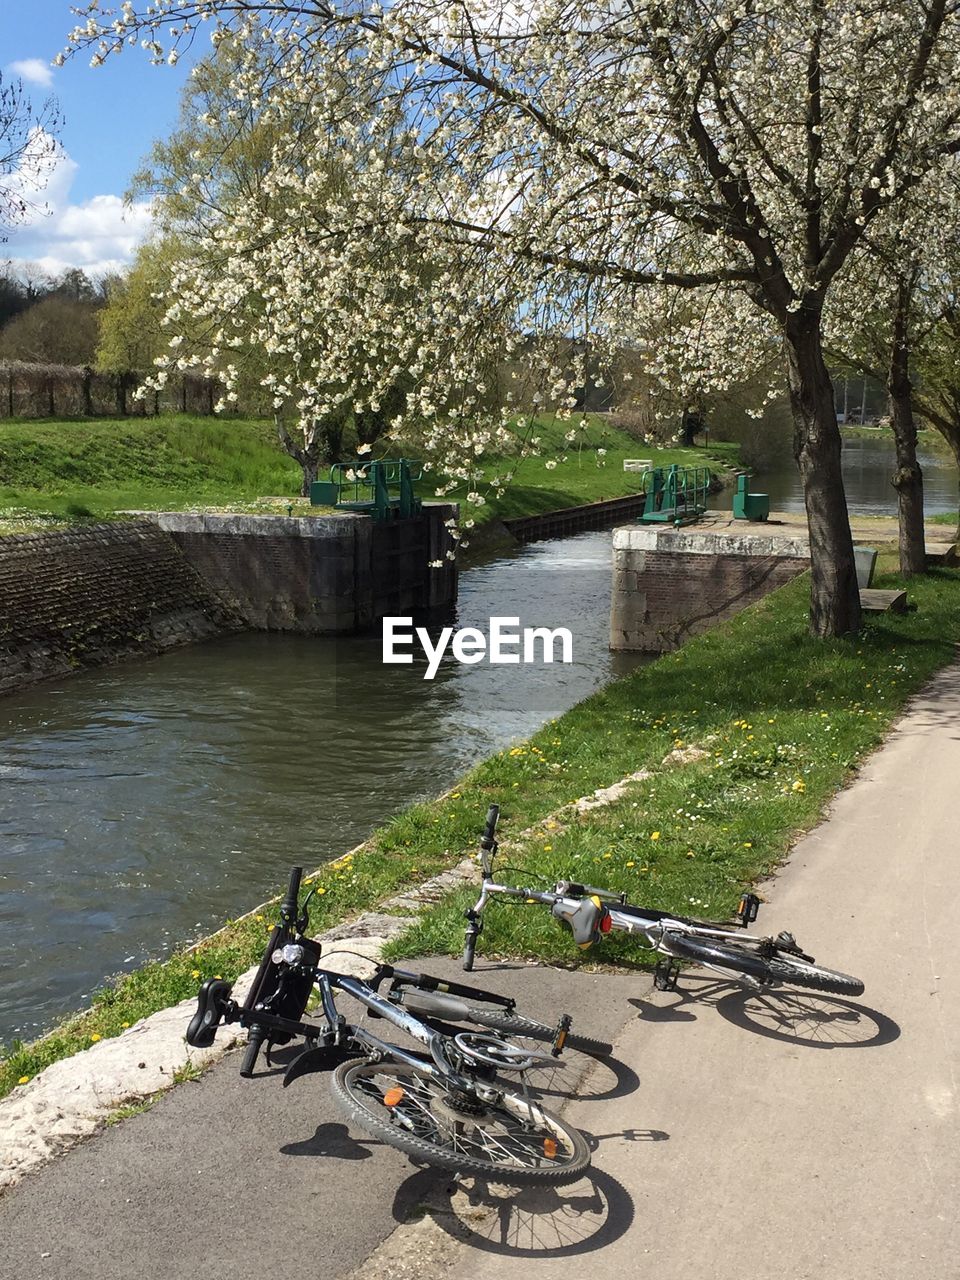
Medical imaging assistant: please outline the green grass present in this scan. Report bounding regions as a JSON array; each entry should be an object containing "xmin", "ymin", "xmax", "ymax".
[
  {"xmin": 0, "ymin": 412, "xmax": 739, "ymax": 533},
  {"xmin": 4, "ymin": 555, "xmax": 959, "ymax": 1098},
  {"xmin": 387, "ymin": 558, "xmax": 960, "ymax": 964},
  {"xmin": 0, "ymin": 415, "xmax": 302, "ymax": 528}
]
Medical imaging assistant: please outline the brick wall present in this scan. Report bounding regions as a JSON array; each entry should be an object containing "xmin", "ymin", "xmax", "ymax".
[
  {"xmin": 0, "ymin": 522, "xmax": 239, "ymax": 696},
  {"xmin": 611, "ymin": 526, "xmax": 810, "ymax": 652}
]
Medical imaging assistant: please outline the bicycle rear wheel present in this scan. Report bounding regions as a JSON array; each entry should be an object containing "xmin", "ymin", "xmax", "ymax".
[
  {"xmin": 460, "ymin": 1007, "xmax": 613, "ymax": 1058},
  {"xmin": 661, "ymin": 933, "xmax": 864, "ymax": 996},
  {"xmin": 331, "ymin": 1059, "xmax": 591, "ymax": 1186}
]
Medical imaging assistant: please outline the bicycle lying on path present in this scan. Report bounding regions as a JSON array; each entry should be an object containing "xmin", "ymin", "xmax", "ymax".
[
  {"xmin": 186, "ymin": 865, "xmax": 609, "ymax": 1185},
  {"xmin": 463, "ymin": 806, "xmax": 865, "ymax": 997}
]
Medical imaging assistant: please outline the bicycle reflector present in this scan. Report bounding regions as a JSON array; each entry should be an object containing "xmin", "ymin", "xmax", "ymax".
[
  {"xmin": 543, "ymin": 1138, "xmax": 559, "ymax": 1158},
  {"xmin": 383, "ymin": 1087, "xmax": 406, "ymax": 1107}
]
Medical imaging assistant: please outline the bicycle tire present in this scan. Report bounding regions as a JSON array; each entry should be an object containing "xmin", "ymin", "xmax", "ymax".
[
  {"xmin": 661, "ymin": 932, "xmax": 864, "ymax": 996},
  {"xmin": 461, "ymin": 1007, "xmax": 613, "ymax": 1058},
  {"xmin": 331, "ymin": 1059, "xmax": 591, "ymax": 1186}
]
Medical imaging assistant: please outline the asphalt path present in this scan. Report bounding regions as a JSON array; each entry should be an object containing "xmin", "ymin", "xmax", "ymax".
[
  {"xmin": 0, "ymin": 960, "xmax": 641, "ymax": 1280},
  {"xmin": 426, "ymin": 663, "xmax": 960, "ymax": 1280}
]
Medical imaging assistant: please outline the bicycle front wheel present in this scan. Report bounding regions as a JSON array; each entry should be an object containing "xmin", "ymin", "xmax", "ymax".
[
  {"xmin": 661, "ymin": 933, "xmax": 864, "ymax": 997},
  {"xmin": 331, "ymin": 1059, "xmax": 591, "ymax": 1185}
]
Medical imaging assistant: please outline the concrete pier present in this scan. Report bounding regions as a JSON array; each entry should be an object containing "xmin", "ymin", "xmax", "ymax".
[{"xmin": 610, "ymin": 514, "xmax": 811, "ymax": 652}]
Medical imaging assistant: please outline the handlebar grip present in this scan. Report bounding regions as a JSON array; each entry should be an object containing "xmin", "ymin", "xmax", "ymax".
[
  {"xmin": 239, "ymin": 1029, "xmax": 266, "ymax": 1078},
  {"xmin": 281, "ymin": 866, "xmax": 303, "ymax": 924},
  {"xmin": 480, "ymin": 805, "xmax": 500, "ymax": 847}
]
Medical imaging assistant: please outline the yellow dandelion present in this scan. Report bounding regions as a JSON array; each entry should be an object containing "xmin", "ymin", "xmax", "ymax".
[
  {"xmin": 650, "ymin": 831, "xmax": 661, "ymax": 841},
  {"xmin": 543, "ymin": 844, "xmax": 552, "ymax": 852},
  {"xmin": 626, "ymin": 860, "xmax": 635, "ymax": 867},
  {"xmin": 792, "ymin": 780, "xmax": 806, "ymax": 793},
  {"xmin": 18, "ymin": 1075, "xmax": 30, "ymax": 1085},
  {"xmin": 90, "ymin": 1033, "xmax": 102, "ymax": 1043},
  {"xmin": 743, "ymin": 842, "xmax": 752, "ymax": 848},
  {"xmin": 191, "ymin": 969, "xmax": 201, "ymax": 980},
  {"xmin": 315, "ymin": 887, "xmax": 327, "ymax": 895}
]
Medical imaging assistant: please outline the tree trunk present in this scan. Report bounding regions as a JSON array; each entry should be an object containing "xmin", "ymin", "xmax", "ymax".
[
  {"xmin": 300, "ymin": 456, "xmax": 320, "ymax": 498},
  {"xmin": 276, "ymin": 415, "xmax": 323, "ymax": 497},
  {"xmin": 784, "ymin": 313, "xmax": 861, "ymax": 638},
  {"xmin": 81, "ymin": 366, "xmax": 94, "ymax": 417},
  {"xmin": 887, "ymin": 278, "xmax": 926, "ymax": 577}
]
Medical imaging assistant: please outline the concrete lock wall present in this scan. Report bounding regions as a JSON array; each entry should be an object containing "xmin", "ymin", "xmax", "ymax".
[
  {"xmin": 0, "ymin": 507, "xmax": 458, "ymax": 697},
  {"xmin": 154, "ymin": 504, "xmax": 459, "ymax": 634},
  {"xmin": 610, "ymin": 524, "xmax": 810, "ymax": 653}
]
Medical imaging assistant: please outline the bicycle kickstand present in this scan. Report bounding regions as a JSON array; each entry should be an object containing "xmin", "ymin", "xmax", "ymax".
[{"xmin": 653, "ymin": 957, "xmax": 682, "ymax": 992}]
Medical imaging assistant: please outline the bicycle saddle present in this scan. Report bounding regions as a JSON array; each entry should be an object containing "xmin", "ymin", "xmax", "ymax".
[{"xmin": 551, "ymin": 896, "xmax": 610, "ymax": 948}]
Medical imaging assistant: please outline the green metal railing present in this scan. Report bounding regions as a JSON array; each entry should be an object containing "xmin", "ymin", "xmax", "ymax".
[
  {"xmin": 309, "ymin": 458, "xmax": 423, "ymax": 520},
  {"xmin": 638, "ymin": 464, "xmax": 712, "ymax": 526}
]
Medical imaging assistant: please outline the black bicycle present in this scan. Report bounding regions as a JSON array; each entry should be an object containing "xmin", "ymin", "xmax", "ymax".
[
  {"xmin": 463, "ymin": 806, "xmax": 865, "ymax": 997},
  {"xmin": 186, "ymin": 866, "xmax": 603, "ymax": 1185}
]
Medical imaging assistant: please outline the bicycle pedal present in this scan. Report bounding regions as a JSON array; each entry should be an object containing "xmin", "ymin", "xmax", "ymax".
[
  {"xmin": 736, "ymin": 892, "xmax": 761, "ymax": 926},
  {"xmin": 653, "ymin": 959, "xmax": 681, "ymax": 992}
]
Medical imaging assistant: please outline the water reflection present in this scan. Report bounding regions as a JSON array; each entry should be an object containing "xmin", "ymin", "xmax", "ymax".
[
  {"xmin": 0, "ymin": 531, "xmax": 643, "ymax": 1045},
  {"xmin": 714, "ymin": 432, "xmax": 958, "ymax": 516}
]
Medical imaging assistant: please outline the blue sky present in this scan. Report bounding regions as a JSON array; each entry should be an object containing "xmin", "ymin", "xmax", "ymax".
[{"xmin": 3, "ymin": 0, "xmax": 196, "ymax": 278}]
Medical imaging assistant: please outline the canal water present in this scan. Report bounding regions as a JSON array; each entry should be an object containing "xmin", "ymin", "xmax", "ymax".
[
  {"xmin": 0, "ymin": 531, "xmax": 644, "ymax": 1047},
  {"xmin": 2, "ymin": 433, "xmax": 957, "ymax": 1048},
  {"xmin": 729, "ymin": 432, "xmax": 959, "ymax": 516}
]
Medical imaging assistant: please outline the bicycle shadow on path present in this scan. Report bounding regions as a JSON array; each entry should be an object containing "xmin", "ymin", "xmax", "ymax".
[
  {"xmin": 391, "ymin": 1155, "xmax": 643, "ymax": 1259},
  {"xmin": 629, "ymin": 975, "xmax": 901, "ymax": 1049}
]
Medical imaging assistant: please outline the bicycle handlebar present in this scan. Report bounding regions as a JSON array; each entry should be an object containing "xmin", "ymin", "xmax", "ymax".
[{"xmin": 480, "ymin": 805, "xmax": 499, "ymax": 849}]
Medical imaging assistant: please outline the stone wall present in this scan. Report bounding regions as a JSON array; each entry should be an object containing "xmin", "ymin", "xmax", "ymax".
[
  {"xmin": 0, "ymin": 521, "xmax": 238, "ymax": 696},
  {"xmin": 611, "ymin": 524, "xmax": 810, "ymax": 652}
]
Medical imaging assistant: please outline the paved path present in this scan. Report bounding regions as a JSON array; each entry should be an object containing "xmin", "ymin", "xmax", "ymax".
[
  {"xmin": 3, "ymin": 664, "xmax": 959, "ymax": 1279},
  {"xmin": 398, "ymin": 662, "xmax": 960, "ymax": 1280},
  {"xmin": 0, "ymin": 962, "xmax": 640, "ymax": 1280}
]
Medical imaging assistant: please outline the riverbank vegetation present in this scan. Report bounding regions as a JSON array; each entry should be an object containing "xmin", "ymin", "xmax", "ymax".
[
  {"xmin": 4, "ymin": 556, "xmax": 959, "ymax": 1098},
  {"xmin": 0, "ymin": 412, "xmax": 738, "ymax": 534}
]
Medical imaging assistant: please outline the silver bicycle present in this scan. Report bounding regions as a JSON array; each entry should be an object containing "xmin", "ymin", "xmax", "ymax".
[{"xmin": 463, "ymin": 806, "xmax": 864, "ymax": 997}]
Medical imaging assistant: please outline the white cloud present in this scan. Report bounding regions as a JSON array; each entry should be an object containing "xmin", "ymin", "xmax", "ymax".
[
  {"xmin": 3, "ymin": 141, "xmax": 154, "ymax": 281},
  {"xmin": 8, "ymin": 59, "xmax": 55, "ymax": 90}
]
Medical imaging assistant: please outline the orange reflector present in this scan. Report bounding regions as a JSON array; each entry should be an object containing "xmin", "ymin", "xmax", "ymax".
[
  {"xmin": 555, "ymin": 1030, "xmax": 567, "ymax": 1052},
  {"xmin": 543, "ymin": 1138, "xmax": 558, "ymax": 1158},
  {"xmin": 383, "ymin": 1087, "xmax": 405, "ymax": 1107}
]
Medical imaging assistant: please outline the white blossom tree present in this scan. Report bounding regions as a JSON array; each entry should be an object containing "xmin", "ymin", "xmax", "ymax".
[
  {"xmin": 0, "ymin": 71, "xmax": 61, "ymax": 237},
  {"xmin": 67, "ymin": 1, "xmax": 960, "ymax": 636}
]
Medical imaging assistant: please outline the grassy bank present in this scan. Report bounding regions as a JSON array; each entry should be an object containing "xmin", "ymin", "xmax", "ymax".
[
  {"xmin": 4, "ymin": 554, "xmax": 959, "ymax": 1097},
  {"xmin": 0, "ymin": 412, "xmax": 737, "ymax": 534}
]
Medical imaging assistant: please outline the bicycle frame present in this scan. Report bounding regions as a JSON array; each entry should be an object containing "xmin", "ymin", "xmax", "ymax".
[{"xmin": 464, "ymin": 805, "xmax": 794, "ymax": 976}]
